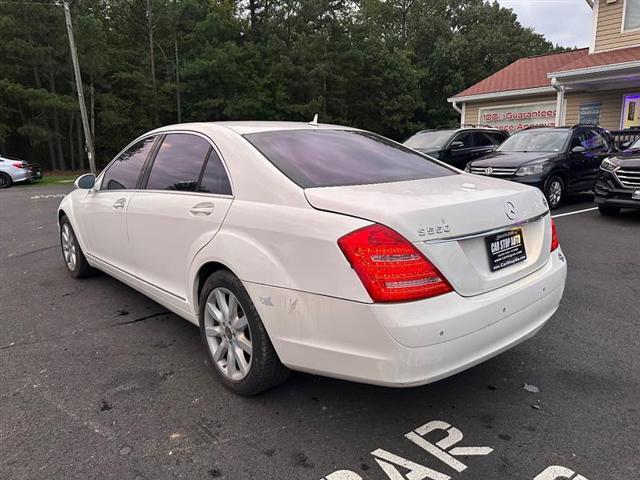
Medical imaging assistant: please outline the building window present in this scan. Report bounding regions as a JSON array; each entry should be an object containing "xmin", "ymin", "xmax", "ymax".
[{"xmin": 623, "ymin": 0, "xmax": 640, "ymax": 32}]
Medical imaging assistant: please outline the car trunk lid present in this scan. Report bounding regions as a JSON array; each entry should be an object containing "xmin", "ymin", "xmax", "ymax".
[{"xmin": 305, "ymin": 174, "xmax": 551, "ymax": 297}]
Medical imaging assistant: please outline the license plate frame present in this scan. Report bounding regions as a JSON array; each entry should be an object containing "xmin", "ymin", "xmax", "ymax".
[{"xmin": 485, "ymin": 228, "xmax": 527, "ymax": 272}]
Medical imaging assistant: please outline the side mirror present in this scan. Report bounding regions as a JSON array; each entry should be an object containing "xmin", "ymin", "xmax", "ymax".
[
  {"xmin": 450, "ymin": 141, "xmax": 465, "ymax": 150},
  {"xmin": 74, "ymin": 173, "xmax": 96, "ymax": 190},
  {"xmin": 571, "ymin": 145, "xmax": 586, "ymax": 154}
]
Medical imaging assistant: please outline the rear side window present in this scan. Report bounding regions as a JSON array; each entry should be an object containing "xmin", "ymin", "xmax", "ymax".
[
  {"xmin": 199, "ymin": 150, "xmax": 232, "ymax": 195},
  {"xmin": 102, "ymin": 136, "xmax": 157, "ymax": 190},
  {"xmin": 146, "ymin": 134, "xmax": 210, "ymax": 191},
  {"xmin": 244, "ymin": 130, "xmax": 456, "ymax": 188}
]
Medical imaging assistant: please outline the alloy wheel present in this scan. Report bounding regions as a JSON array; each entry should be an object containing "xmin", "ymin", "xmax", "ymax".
[
  {"xmin": 548, "ymin": 179, "xmax": 562, "ymax": 208},
  {"xmin": 61, "ymin": 223, "xmax": 77, "ymax": 271},
  {"xmin": 204, "ymin": 287, "xmax": 253, "ymax": 381}
]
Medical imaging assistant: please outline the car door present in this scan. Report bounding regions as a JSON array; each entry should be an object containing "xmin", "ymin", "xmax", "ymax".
[
  {"xmin": 445, "ymin": 131, "xmax": 476, "ymax": 169},
  {"xmin": 76, "ymin": 135, "xmax": 158, "ymax": 271},
  {"xmin": 125, "ymin": 132, "xmax": 233, "ymax": 302},
  {"xmin": 567, "ymin": 128, "xmax": 595, "ymax": 191}
]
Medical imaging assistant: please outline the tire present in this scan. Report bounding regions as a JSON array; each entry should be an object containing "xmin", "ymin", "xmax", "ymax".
[
  {"xmin": 544, "ymin": 175, "xmax": 564, "ymax": 210},
  {"xmin": 59, "ymin": 215, "xmax": 95, "ymax": 278},
  {"xmin": 199, "ymin": 270, "xmax": 289, "ymax": 396},
  {"xmin": 0, "ymin": 172, "xmax": 12, "ymax": 189},
  {"xmin": 598, "ymin": 205, "xmax": 620, "ymax": 216}
]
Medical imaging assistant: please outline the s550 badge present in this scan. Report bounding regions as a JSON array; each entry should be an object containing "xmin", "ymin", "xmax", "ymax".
[{"xmin": 418, "ymin": 223, "xmax": 451, "ymax": 236}]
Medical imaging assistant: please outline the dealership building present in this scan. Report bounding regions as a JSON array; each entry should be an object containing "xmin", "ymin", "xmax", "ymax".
[{"xmin": 449, "ymin": 0, "xmax": 640, "ymax": 132}]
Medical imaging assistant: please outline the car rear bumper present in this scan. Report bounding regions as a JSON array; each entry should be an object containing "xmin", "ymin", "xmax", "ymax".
[
  {"xmin": 244, "ymin": 249, "xmax": 567, "ymax": 387},
  {"xmin": 10, "ymin": 169, "xmax": 32, "ymax": 183}
]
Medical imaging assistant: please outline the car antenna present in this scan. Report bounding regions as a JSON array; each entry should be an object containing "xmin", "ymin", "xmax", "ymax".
[{"xmin": 309, "ymin": 113, "xmax": 319, "ymax": 126}]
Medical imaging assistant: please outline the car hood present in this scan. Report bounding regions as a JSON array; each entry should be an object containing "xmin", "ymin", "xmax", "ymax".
[
  {"xmin": 610, "ymin": 149, "xmax": 640, "ymax": 167},
  {"xmin": 471, "ymin": 151, "xmax": 560, "ymax": 167}
]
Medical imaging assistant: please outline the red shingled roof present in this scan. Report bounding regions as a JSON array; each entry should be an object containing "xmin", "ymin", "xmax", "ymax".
[
  {"xmin": 552, "ymin": 45, "xmax": 640, "ymax": 73},
  {"xmin": 454, "ymin": 49, "xmax": 589, "ymax": 98}
]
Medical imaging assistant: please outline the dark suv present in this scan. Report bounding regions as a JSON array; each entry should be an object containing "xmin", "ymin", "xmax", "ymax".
[
  {"xmin": 404, "ymin": 126, "xmax": 508, "ymax": 170},
  {"xmin": 465, "ymin": 125, "xmax": 616, "ymax": 209},
  {"xmin": 594, "ymin": 137, "xmax": 640, "ymax": 215}
]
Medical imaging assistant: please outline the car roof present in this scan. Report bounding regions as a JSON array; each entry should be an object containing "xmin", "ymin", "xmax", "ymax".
[
  {"xmin": 412, "ymin": 126, "xmax": 506, "ymax": 135},
  {"xmin": 149, "ymin": 121, "xmax": 361, "ymax": 136}
]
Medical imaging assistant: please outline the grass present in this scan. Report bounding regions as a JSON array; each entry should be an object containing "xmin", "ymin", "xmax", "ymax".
[{"xmin": 23, "ymin": 171, "xmax": 86, "ymax": 187}]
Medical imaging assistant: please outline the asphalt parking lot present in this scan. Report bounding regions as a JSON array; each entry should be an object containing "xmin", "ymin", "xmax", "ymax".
[{"xmin": 1, "ymin": 183, "xmax": 638, "ymax": 480}]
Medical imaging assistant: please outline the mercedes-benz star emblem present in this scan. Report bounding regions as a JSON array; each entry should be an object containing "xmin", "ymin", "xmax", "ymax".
[
  {"xmin": 504, "ymin": 201, "xmax": 516, "ymax": 220},
  {"xmin": 484, "ymin": 167, "xmax": 493, "ymax": 175}
]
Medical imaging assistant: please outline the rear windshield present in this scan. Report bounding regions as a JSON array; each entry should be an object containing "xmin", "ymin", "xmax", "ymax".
[{"xmin": 244, "ymin": 129, "xmax": 456, "ymax": 188}]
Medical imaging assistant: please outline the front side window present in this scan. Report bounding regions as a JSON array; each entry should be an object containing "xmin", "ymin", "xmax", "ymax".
[
  {"xmin": 571, "ymin": 129, "xmax": 604, "ymax": 150},
  {"xmin": 245, "ymin": 129, "xmax": 456, "ymax": 189},
  {"xmin": 146, "ymin": 134, "xmax": 211, "ymax": 191},
  {"xmin": 450, "ymin": 131, "xmax": 473, "ymax": 148},
  {"xmin": 497, "ymin": 130, "xmax": 569, "ymax": 153},
  {"xmin": 102, "ymin": 136, "xmax": 157, "ymax": 190},
  {"xmin": 624, "ymin": 0, "xmax": 640, "ymax": 31}
]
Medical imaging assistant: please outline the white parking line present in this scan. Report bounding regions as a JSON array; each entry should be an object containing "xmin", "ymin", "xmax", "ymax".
[{"xmin": 552, "ymin": 207, "xmax": 598, "ymax": 219}]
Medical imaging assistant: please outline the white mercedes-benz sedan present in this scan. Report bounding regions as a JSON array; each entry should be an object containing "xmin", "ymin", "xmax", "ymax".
[{"xmin": 58, "ymin": 121, "xmax": 567, "ymax": 395}]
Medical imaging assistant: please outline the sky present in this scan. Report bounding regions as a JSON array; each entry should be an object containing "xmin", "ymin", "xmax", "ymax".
[{"xmin": 497, "ymin": 0, "xmax": 593, "ymax": 48}]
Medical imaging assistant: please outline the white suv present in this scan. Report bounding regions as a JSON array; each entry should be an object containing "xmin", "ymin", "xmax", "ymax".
[{"xmin": 57, "ymin": 122, "xmax": 567, "ymax": 395}]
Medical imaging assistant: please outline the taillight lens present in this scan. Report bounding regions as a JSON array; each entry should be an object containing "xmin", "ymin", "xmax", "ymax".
[
  {"xmin": 12, "ymin": 162, "xmax": 28, "ymax": 169},
  {"xmin": 338, "ymin": 224, "xmax": 453, "ymax": 303},
  {"xmin": 550, "ymin": 218, "xmax": 559, "ymax": 252}
]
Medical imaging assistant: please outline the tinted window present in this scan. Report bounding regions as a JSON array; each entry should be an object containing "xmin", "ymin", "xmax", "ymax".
[
  {"xmin": 102, "ymin": 136, "xmax": 156, "ymax": 190},
  {"xmin": 474, "ymin": 131, "xmax": 501, "ymax": 147},
  {"xmin": 498, "ymin": 130, "xmax": 569, "ymax": 153},
  {"xmin": 571, "ymin": 129, "xmax": 603, "ymax": 150},
  {"xmin": 199, "ymin": 150, "xmax": 232, "ymax": 195},
  {"xmin": 451, "ymin": 131, "xmax": 473, "ymax": 148},
  {"xmin": 245, "ymin": 129, "xmax": 456, "ymax": 188},
  {"xmin": 146, "ymin": 134, "xmax": 210, "ymax": 191}
]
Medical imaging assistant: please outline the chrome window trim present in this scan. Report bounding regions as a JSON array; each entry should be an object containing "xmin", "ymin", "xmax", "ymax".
[{"xmin": 423, "ymin": 210, "xmax": 549, "ymax": 244}]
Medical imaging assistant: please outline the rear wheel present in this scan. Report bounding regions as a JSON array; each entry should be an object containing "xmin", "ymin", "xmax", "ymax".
[
  {"xmin": 598, "ymin": 205, "xmax": 620, "ymax": 216},
  {"xmin": 544, "ymin": 175, "xmax": 564, "ymax": 210},
  {"xmin": 199, "ymin": 270, "xmax": 289, "ymax": 396},
  {"xmin": 0, "ymin": 172, "xmax": 12, "ymax": 189},
  {"xmin": 60, "ymin": 216, "xmax": 95, "ymax": 278}
]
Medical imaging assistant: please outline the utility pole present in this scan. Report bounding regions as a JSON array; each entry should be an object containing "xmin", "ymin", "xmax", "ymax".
[{"xmin": 63, "ymin": 0, "xmax": 96, "ymax": 174}]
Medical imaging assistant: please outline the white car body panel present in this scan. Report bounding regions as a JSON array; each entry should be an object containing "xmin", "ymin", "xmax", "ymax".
[{"xmin": 58, "ymin": 121, "xmax": 567, "ymax": 388}]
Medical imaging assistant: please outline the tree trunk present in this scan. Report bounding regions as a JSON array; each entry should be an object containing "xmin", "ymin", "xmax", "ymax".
[
  {"xmin": 68, "ymin": 110, "xmax": 76, "ymax": 171},
  {"xmin": 174, "ymin": 34, "xmax": 181, "ymax": 123},
  {"xmin": 147, "ymin": 0, "xmax": 158, "ymax": 125},
  {"xmin": 76, "ymin": 115, "xmax": 84, "ymax": 171},
  {"xmin": 49, "ymin": 68, "xmax": 66, "ymax": 170},
  {"xmin": 90, "ymin": 79, "xmax": 95, "ymax": 146},
  {"xmin": 34, "ymin": 66, "xmax": 57, "ymax": 170}
]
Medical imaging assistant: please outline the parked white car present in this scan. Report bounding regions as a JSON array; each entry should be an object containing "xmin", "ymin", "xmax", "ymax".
[{"xmin": 57, "ymin": 122, "xmax": 567, "ymax": 395}]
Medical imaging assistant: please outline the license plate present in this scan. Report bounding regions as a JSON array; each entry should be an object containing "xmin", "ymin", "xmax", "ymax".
[
  {"xmin": 485, "ymin": 228, "xmax": 527, "ymax": 272},
  {"xmin": 633, "ymin": 189, "xmax": 640, "ymax": 200}
]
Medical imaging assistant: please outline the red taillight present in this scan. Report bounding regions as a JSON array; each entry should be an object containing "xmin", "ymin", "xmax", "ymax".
[
  {"xmin": 550, "ymin": 218, "xmax": 559, "ymax": 252},
  {"xmin": 338, "ymin": 224, "xmax": 453, "ymax": 303},
  {"xmin": 12, "ymin": 162, "xmax": 28, "ymax": 169}
]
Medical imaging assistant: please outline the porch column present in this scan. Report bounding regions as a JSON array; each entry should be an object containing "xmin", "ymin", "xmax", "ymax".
[{"xmin": 553, "ymin": 82, "xmax": 565, "ymax": 127}]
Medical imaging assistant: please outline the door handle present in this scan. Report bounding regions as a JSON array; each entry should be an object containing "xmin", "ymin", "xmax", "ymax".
[
  {"xmin": 190, "ymin": 202, "xmax": 215, "ymax": 216},
  {"xmin": 112, "ymin": 198, "xmax": 126, "ymax": 209}
]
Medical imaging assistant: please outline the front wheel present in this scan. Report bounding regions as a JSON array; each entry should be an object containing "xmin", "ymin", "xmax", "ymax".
[
  {"xmin": 199, "ymin": 270, "xmax": 289, "ymax": 396},
  {"xmin": 544, "ymin": 175, "xmax": 564, "ymax": 210},
  {"xmin": 598, "ymin": 205, "xmax": 620, "ymax": 216}
]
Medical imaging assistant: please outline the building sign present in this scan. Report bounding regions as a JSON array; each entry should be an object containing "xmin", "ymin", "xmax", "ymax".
[
  {"xmin": 478, "ymin": 102, "xmax": 556, "ymax": 132},
  {"xmin": 579, "ymin": 102, "xmax": 601, "ymax": 125}
]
